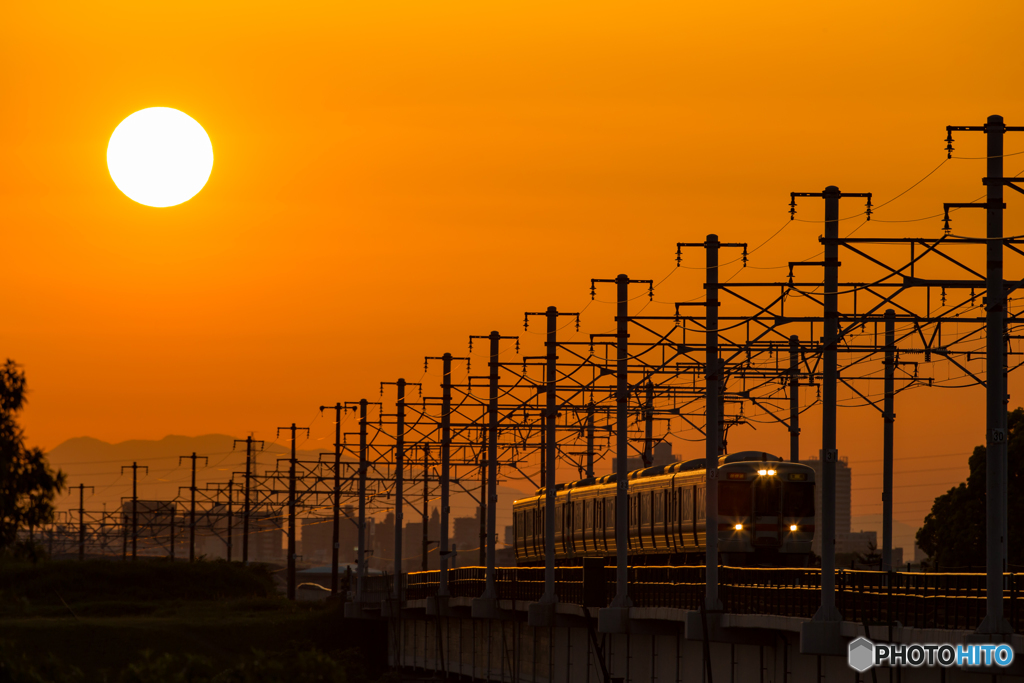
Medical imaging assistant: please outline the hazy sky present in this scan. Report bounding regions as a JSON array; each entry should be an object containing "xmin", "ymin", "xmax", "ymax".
[{"xmin": 3, "ymin": 1, "xmax": 1023, "ymax": 536}]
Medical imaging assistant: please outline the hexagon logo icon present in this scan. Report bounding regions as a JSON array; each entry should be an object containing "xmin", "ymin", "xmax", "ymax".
[{"xmin": 848, "ymin": 637, "xmax": 874, "ymax": 672}]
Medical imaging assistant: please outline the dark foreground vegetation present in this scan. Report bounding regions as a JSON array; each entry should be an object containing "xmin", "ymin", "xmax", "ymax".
[{"xmin": 0, "ymin": 558, "xmax": 388, "ymax": 683}]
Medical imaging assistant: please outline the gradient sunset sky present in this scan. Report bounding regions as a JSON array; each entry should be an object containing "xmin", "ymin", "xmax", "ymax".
[{"xmin": 4, "ymin": 2, "xmax": 1024, "ymax": 534}]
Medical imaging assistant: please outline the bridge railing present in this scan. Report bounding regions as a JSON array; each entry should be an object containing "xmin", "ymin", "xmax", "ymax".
[{"xmin": 393, "ymin": 566, "xmax": 1021, "ymax": 631}]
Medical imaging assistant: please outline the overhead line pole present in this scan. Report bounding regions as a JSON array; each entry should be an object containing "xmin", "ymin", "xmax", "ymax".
[
  {"xmin": 882, "ymin": 310, "xmax": 895, "ymax": 573},
  {"xmin": 234, "ymin": 436, "xmax": 264, "ymax": 566},
  {"xmin": 425, "ymin": 352, "xmax": 470, "ymax": 600},
  {"xmin": 74, "ymin": 484, "xmax": 94, "ymax": 560},
  {"xmin": 277, "ymin": 423, "xmax": 310, "ymax": 601},
  {"xmin": 471, "ymin": 330, "xmax": 518, "ymax": 617},
  {"xmin": 791, "ymin": 186, "xmax": 872, "ymax": 630},
  {"xmin": 525, "ymin": 306, "xmax": 579, "ymax": 610},
  {"xmin": 948, "ymin": 114, "xmax": 1024, "ymax": 635},
  {"xmin": 319, "ymin": 403, "xmax": 356, "ymax": 596},
  {"xmin": 592, "ymin": 273, "xmax": 652, "ymax": 630},
  {"xmin": 178, "ymin": 453, "xmax": 208, "ymax": 563},
  {"xmin": 121, "ymin": 462, "xmax": 149, "ymax": 561}
]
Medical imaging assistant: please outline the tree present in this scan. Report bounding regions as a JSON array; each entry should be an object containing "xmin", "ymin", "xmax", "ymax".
[
  {"xmin": 916, "ymin": 407, "xmax": 1024, "ymax": 570},
  {"xmin": 0, "ymin": 360, "xmax": 66, "ymax": 553}
]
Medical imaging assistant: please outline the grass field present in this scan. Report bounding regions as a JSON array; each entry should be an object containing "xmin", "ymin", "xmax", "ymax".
[{"xmin": 0, "ymin": 558, "xmax": 388, "ymax": 682}]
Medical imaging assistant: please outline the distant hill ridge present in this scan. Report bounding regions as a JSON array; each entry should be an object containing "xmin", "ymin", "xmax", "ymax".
[{"xmin": 47, "ymin": 433, "xmax": 350, "ymax": 466}]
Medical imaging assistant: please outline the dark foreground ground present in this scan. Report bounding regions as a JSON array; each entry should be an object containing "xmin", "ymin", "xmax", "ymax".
[{"xmin": 0, "ymin": 558, "xmax": 388, "ymax": 682}]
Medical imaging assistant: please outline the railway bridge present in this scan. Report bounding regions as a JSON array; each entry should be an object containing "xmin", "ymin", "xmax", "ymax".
[{"xmin": 346, "ymin": 564, "xmax": 1024, "ymax": 682}]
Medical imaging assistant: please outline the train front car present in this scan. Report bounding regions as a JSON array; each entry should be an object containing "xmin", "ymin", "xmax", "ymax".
[
  {"xmin": 717, "ymin": 451, "xmax": 815, "ymax": 566},
  {"xmin": 512, "ymin": 450, "xmax": 815, "ymax": 568}
]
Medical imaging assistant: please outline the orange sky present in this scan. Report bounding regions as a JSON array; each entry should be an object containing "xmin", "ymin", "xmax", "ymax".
[{"xmin": 3, "ymin": 1, "xmax": 1024, "ymax": 542}]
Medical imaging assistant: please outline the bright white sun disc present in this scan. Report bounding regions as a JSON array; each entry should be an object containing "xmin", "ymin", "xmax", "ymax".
[{"xmin": 107, "ymin": 107, "xmax": 213, "ymax": 207}]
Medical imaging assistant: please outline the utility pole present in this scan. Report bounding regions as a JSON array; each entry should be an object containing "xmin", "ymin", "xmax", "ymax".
[
  {"xmin": 703, "ymin": 238, "xmax": 723, "ymax": 612},
  {"xmin": 591, "ymin": 274, "xmax": 652, "ymax": 624},
  {"xmin": 471, "ymin": 330, "xmax": 518, "ymax": 614},
  {"xmin": 179, "ymin": 453, "xmax": 209, "ymax": 563},
  {"xmin": 319, "ymin": 404, "xmax": 357, "ymax": 596},
  {"xmin": 421, "ymin": 443, "xmax": 431, "ymax": 572},
  {"xmin": 586, "ymin": 401, "xmax": 596, "ymax": 479},
  {"xmin": 790, "ymin": 187, "xmax": 871, "ymax": 627},
  {"xmin": 425, "ymin": 353, "xmax": 469, "ymax": 599},
  {"xmin": 225, "ymin": 479, "xmax": 234, "ymax": 562},
  {"xmin": 277, "ymin": 423, "xmax": 310, "ymax": 601},
  {"xmin": 882, "ymin": 310, "xmax": 895, "ymax": 572},
  {"xmin": 642, "ymin": 380, "xmax": 655, "ymax": 467},
  {"xmin": 525, "ymin": 305, "xmax": 579, "ymax": 610},
  {"xmin": 789, "ymin": 335, "xmax": 801, "ymax": 462},
  {"xmin": 121, "ymin": 462, "xmax": 148, "ymax": 561},
  {"xmin": 343, "ymin": 398, "xmax": 376, "ymax": 606},
  {"xmin": 169, "ymin": 502, "xmax": 175, "ymax": 560},
  {"xmin": 74, "ymin": 484, "xmax": 94, "ymax": 561},
  {"xmin": 676, "ymin": 236, "xmax": 742, "ymax": 612},
  {"xmin": 233, "ymin": 436, "xmax": 264, "ymax": 565},
  {"xmin": 478, "ymin": 425, "xmax": 487, "ymax": 567},
  {"xmin": 382, "ymin": 379, "xmax": 408, "ymax": 599},
  {"xmin": 947, "ymin": 114, "xmax": 1023, "ymax": 636}
]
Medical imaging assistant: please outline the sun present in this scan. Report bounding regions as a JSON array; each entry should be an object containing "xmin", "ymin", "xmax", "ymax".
[{"xmin": 107, "ymin": 107, "xmax": 214, "ymax": 208}]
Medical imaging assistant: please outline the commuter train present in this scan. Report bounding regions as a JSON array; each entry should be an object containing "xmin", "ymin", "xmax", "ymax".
[{"xmin": 512, "ymin": 451, "xmax": 815, "ymax": 567}]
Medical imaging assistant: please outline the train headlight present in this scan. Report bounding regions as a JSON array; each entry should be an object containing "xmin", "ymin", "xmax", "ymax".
[
  {"xmin": 767, "ymin": 469, "xmax": 776, "ymax": 476},
  {"xmin": 734, "ymin": 523, "xmax": 743, "ymax": 531},
  {"xmin": 757, "ymin": 469, "xmax": 767, "ymax": 476},
  {"xmin": 789, "ymin": 524, "xmax": 798, "ymax": 532}
]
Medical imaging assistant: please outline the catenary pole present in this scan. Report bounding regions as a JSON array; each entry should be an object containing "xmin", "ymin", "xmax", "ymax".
[{"xmin": 882, "ymin": 310, "xmax": 895, "ymax": 572}]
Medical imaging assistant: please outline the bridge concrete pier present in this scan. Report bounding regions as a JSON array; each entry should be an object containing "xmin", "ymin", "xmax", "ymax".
[{"xmin": 373, "ymin": 597, "xmax": 1024, "ymax": 682}]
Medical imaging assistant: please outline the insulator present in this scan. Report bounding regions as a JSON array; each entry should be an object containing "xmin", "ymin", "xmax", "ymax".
[
  {"xmin": 648, "ymin": 282, "xmax": 654, "ymax": 301},
  {"xmin": 789, "ymin": 195, "xmax": 797, "ymax": 220},
  {"xmin": 742, "ymin": 246, "xmax": 748, "ymax": 267},
  {"xmin": 941, "ymin": 287, "xmax": 947, "ymax": 306},
  {"xmin": 865, "ymin": 196, "xmax": 873, "ymax": 221},
  {"xmin": 515, "ymin": 339, "xmax": 520, "ymax": 354},
  {"xmin": 943, "ymin": 213, "xmax": 951, "ymax": 236},
  {"xmin": 575, "ymin": 314, "xmax": 580, "ymax": 332},
  {"xmin": 590, "ymin": 282, "xmax": 596, "ymax": 300},
  {"xmin": 945, "ymin": 130, "xmax": 955, "ymax": 159},
  {"xmin": 469, "ymin": 339, "xmax": 473, "ymax": 352},
  {"xmin": 523, "ymin": 314, "xmax": 529, "ymax": 330},
  {"xmin": 423, "ymin": 359, "xmax": 428, "ymax": 372},
  {"xmin": 676, "ymin": 245, "xmax": 682, "ymax": 267}
]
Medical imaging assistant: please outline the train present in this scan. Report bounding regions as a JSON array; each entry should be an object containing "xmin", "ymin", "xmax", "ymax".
[{"xmin": 512, "ymin": 451, "xmax": 815, "ymax": 567}]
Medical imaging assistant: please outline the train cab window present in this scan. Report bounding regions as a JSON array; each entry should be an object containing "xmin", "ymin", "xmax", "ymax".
[
  {"xmin": 718, "ymin": 481, "xmax": 751, "ymax": 517},
  {"xmin": 754, "ymin": 477, "xmax": 781, "ymax": 516},
  {"xmin": 783, "ymin": 482, "xmax": 815, "ymax": 518}
]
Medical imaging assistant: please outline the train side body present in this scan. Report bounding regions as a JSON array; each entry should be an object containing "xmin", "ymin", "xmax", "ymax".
[{"xmin": 512, "ymin": 451, "xmax": 815, "ymax": 566}]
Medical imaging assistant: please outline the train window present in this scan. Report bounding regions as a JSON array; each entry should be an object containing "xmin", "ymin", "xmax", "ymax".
[
  {"xmin": 719, "ymin": 481, "xmax": 751, "ymax": 517},
  {"xmin": 754, "ymin": 477, "xmax": 781, "ymax": 516},
  {"xmin": 640, "ymin": 492, "xmax": 650, "ymax": 525},
  {"xmin": 783, "ymin": 482, "xmax": 815, "ymax": 518}
]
